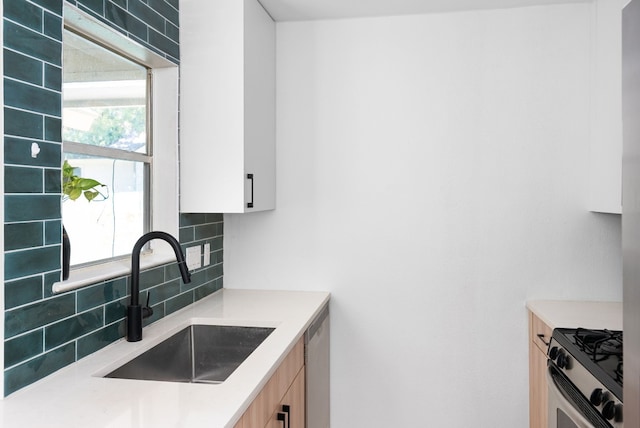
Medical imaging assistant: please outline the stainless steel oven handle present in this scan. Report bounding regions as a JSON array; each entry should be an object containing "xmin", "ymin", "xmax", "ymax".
[{"xmin": 546, "ymin": 367, "xmax": 596, "ymax": 428}]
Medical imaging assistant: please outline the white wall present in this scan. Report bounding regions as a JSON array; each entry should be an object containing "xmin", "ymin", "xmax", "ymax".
[{"xmin": 224, "ymin": 3, "xmax": 623, "ymax": 427}]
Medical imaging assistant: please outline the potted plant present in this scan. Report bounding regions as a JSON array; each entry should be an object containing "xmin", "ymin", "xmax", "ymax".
[{"xmin": 61, "ymin": 159, "xmax": 108, "ymax": 279}]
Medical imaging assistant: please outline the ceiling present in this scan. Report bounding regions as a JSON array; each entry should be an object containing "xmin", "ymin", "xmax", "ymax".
[{"xmin": 259, "ymin": 0, "xmax": 589, "ymax": 21}]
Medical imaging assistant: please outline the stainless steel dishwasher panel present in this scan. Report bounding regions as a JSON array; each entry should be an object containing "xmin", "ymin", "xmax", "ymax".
[{"xmin": 305, "ymin": 305, "xmax": 330, "ymax": 428}]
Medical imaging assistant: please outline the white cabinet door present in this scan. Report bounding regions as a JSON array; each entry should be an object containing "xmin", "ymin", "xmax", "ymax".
[
  {"xmin": 180, "ymin": 0, "xmax": 275, "ymax": 213},
  {"xmin": 588, "ymin": 0, "xmax": 624, "ymax": 214}
]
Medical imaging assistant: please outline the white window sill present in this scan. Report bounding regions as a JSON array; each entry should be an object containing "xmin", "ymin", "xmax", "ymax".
[{"xmin": 52, "ymin": 249, "xmax": 176, "ymax": 294}]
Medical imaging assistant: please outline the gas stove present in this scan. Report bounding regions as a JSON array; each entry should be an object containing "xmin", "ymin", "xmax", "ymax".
[{"xmin": 547, "ymin": 328, "xmax": 623, "ymax": 427}]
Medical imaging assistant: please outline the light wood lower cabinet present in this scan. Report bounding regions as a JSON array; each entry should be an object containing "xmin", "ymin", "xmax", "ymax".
[
  {"xmin": 265, "ymin": 370, "xmax": 305, "ymax": 428},
  {"xmin": 529, "ymin": 311, "xmax": 552, "ymax": 428},
  {"xmin": 235, "ymin": 338, "xmax": 305, "ymax": 428}
]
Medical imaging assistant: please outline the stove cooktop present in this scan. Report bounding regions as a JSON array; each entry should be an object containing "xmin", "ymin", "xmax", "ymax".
[{"xmin": 552, "ymin": 327, "xmax": 623, "ymax": 401}]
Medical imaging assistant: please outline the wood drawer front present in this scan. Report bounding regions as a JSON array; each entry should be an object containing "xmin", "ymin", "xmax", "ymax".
[
  {"xmin": 530, "ymin": 312, "xmax": 552, "ymax": 355},
  {"xmin": 235, "ymin": 337, "xmax": 305, "ymax": 428},
  {"xmin": 265, "ymin": 368, "xmax": 305, "ymax": 428}
]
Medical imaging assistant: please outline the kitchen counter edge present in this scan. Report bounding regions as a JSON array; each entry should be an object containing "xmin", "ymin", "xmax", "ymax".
[{"xmin": 526, "ymin": 299, "xmax": 622, "ymax": 331}]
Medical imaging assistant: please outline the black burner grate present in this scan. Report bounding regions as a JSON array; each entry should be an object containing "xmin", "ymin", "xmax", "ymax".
[{"xmin": 574, "ymin": 328, "xmax": 623, "ymax": 362}]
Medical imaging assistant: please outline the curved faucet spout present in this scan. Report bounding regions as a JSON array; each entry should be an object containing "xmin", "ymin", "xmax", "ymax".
[{"xmin": 127, "ymin": 231, "xmax": 191, "ymax": 342}]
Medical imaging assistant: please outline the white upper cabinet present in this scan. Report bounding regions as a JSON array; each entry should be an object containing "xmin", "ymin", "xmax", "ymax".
[
  {"xmin": 588, "ymin": 0, "xmax": 625, "ymax": 214},
  {"xmin": 180, "ymin": 0, "xmax": 275, "ymax": 213}
]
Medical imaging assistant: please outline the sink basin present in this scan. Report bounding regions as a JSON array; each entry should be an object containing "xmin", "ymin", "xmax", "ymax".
[{"xmin": 105, "ymin": 325, "xmax": 274, "ymax": 384}]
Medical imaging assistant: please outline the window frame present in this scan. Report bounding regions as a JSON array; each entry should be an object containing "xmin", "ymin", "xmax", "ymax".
[
  {"xmin": 62, "ymin": 33, "xmax": 153, "ymax": 266},
  {"xmin": 53, "ymin": 5, "xmax": 180, "ymax": 294}
]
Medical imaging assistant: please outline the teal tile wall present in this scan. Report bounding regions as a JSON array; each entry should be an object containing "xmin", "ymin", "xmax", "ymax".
[
  {"xmin": 3, "ymin": 1, "xmax": 224, "ymax": 396},
  {"xmin": 67, "ymin": 0, "xmax": 180, "ymax": 63}
]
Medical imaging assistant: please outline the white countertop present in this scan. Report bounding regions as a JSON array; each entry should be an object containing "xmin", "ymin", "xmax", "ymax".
[
  {"xmin": 0, "ymin": 289, "xmax": 330, "ymax": 428},
  {"xmin": 526, "ymin": 300, "xmax": 623, "ymax": 330}
]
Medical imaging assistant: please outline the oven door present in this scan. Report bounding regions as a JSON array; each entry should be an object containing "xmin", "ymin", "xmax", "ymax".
[{"xmin": 546, "ymin": 363, "xmax": 613, "ymax": 428}]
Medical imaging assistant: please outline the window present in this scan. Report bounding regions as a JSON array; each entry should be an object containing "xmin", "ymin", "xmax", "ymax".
[
  {"xmin": 54, "ymin": 6, "xmax": 179, "ymax": 293},
  {"xmin": 63, "ymin": 29, "xmax": 151, "ymax": 266}
]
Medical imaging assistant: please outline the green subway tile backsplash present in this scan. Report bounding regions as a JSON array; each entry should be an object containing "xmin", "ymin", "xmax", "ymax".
[
  {"xmin": 77, "ymin": 0, "xmax": 179, "ymax": 64},
  {"xmin": 148, "ymin": 29, "xmax": 179, "ymax": 60},
  {"xmin": 76, "ymin": 0, "xmax": 106, "ymax": 16},
  {"xmin": 165, "ymin": 291, "xmax": 194, "ymax": 316},
  {"xmin": 44, "ymin": 307, "xmax": 104, "ymax": 350},
  {"xmin": 44, "ymin": 117, "xmax": 62, "ymax": 142},
  {"xmin": 4, "ymin": 79, "xmax": 62, "ymax": 116},
  {"xmin": 178, "ymin": 226, "xmax": 194, "ymax": 243},
  {"xmin": 4, "ymin": 195, "xmax": 61, "ymax": 222},
  {"xmin": 4, "ymin": 108, "xmax": 43, "ymax": 139},
  {"xmin": 43, "ymin": 272, "xmax": 60, "ymax": 299},
  {"xmin": 207, "ymin": 213, "xmax": 223, "ymax": 223},
  {"xmin": 129, "ymin": 0, "xmax": 166, "ymax": 34},
  {"xmin": 77, "ymin": 278, "xmax": 127, "ymax": 312},
  {"xmin": 166, "ymin": 21, "xmax": 179, "ymax": 43},
  {"xmin": 44, "ymin": 12, "xmax": 63, "ymax": 40},
  {"xmin": 4, "ymin": 342, "xmax": 75, "ymax": 396},
  {"xmin": 144, "ymin": 303, "xmax": 165, "ymax": 326},
  {"xmin": 148, "ymin": 278, "xmax": 180, "ymax": 303},
  {"xmin": 104, "ymin": 4, "xmax": 143, "ymax": 38},
  {"xmin": 3, "ymin": 0, "xmax": 44, "ymax": 31},
  {"xmin": 207, "ymin": 263, "xmax": 224, "ymax": 283},
  {"xmin": 148, "ymin": 0, "xmax": 179, "ymax": 27},
  {"xmin": 4, "ymin": 245, "xmax": 61, "ymax": 281},
  {"xmin": 4, "ymin": 276, "xmax": 43, "ymax": 310},
  {"xmin": 44, "ymin": 64, "xmax": 62, "ymax": 91},
  {"xmin": 76, "ymin": 322, "xmax": 123, "ymax": 360},
  {"xmin": 44, "ymin": 220, "xmax": 62, "ymax": 245},
  {"xmin": 4, "ymin": 137, "xmax": 61, "ymax": 167},
  {"xmin": 104, "ymin": 298, "xmax": 127, "ymax": 325},
  {"xmin": 180, "ymin": 213, "xmax": 207, "ymax": 226},
  {"xmin": 194, "ymin": 223, "xmax": 217, "ymax": 240},
  {"xmin": 4, "ymin": 222, "xmax": 43, "ymax": 251},
  {"xmin": 44, "ymin": 168, "xmax": 62, "ymax": 193},
  {"xmin": 138, "ymin": 265, "xmax": 165, "ymax": 291},
  {"xmin": 183, "ymin": 270, "xmax": 206, "ymax": 292},
  {"xmin": 194, "ymin": 280, "xmax": 222, "ymax": 301},
  {"xmin": 4, "ymin": 293, "xmax": 75, "ymax": 338},
  {"xmin": 3, "ymin": 20, "xmax": 62, "ymax": 66},
  {"xmin": 3, "ymin": 0, "xmax": 224, "ymax": 397},
  {"xmin": 4, "ymin": 165, "xmax": 44, "ymax": 193},
  {"xmin": 30, "ymin": 0, "xmax": 64, "ymax": 15},
  {"xmin": 3, "ymin": 49, "xmax": 42, "ymax": 85},
  {"xmin": 4, "ymin": 330, "xmax": 43, "ymax": 368}
]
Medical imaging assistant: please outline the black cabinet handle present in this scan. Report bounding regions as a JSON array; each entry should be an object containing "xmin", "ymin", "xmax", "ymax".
[
  {"xmin": 247, "ymin": 173, "xmax": 254, "ymax": 208},
  {"xmin": 282, "ymin": 405, "xmax": 291, "ymax": 427},
  {"xmin": 537, "ymin": 333, "xmax": 550, "ymax": 347},
  {"xmin": 277, "ymin": 412, "xmax": 286, "ymax": 427}
]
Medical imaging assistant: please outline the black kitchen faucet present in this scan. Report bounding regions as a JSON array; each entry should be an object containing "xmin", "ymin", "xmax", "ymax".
[{"xmin": 126, "ymin": 231, "xmax": 191, "ymax": 342}]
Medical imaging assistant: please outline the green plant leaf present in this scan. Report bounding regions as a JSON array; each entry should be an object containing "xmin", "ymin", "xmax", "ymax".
[
  {"xmin": 62, "ymin": 160, "xmax": 108, "ymax": 202},
  {"xmin": 62, "ymin": 159, "xmax": 74, "ymax": 175},
  {"xmin": 68, "ymin": 188, "xmax": 82, "ymax": 200},
  {"xmin": 84, "ymin": 190, "xmax": 99, "ymax": 202},
  {"xmin": 77, "ymin": 178, "xmax": 102, "ymax": 190}
]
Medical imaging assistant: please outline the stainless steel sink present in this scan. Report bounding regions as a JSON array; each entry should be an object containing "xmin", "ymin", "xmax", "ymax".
[{"xmin": 105, "ymin": 325, "xmax": 274, "ymax": 384}]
